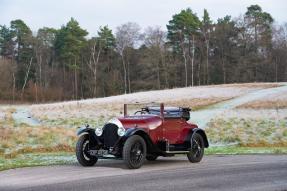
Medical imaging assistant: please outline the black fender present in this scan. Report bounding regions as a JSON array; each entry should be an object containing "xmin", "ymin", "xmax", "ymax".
[
  {"xmin": 77, "ymin": 127, "xmax": 101, "ymax": 148},
  {"xmin": 121, "ymin": 128, "xmax": 158, "ymax": 153},
  {"xmin": 186, "ymin": 128, "xmax": 209, "ymax": 148}
]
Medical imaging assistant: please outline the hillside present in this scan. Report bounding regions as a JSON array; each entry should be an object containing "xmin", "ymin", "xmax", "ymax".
[{"xmin": 30, "ymin": 83, "xmax": 279, "ymax": 121}]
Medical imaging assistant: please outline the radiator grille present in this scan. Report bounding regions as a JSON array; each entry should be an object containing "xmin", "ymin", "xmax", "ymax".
[{"xmin": 102, "ymin": 123, "xmax": 119, "ymax": 148}]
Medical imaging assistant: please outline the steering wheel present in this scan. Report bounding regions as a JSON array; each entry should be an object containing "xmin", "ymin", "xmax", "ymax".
[
  {"xmin": 134, "ymin": 109, "xmax": 151, "ymax": 115},
  {"xmin": 134, "ymin": 108, "xmax": 149, "ymax": 115},
  {"xmin": 134, "ymin": 110, "xmax": 145, "ymax": 115}
]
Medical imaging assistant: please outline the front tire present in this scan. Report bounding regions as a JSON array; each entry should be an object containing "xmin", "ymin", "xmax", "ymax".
[
  {"xmin": 76, "ymin": 135, "xmax": 98, "ymax": 166},
  {"xmin": 123, "ymin": 135, "xmax": 146, "ymax": 169},
  {"xmin": 187, "ymin": 133, "xmax": 204, "ymax": 163}
]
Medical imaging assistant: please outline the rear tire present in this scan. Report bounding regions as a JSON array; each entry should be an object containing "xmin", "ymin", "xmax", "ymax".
[
  {"xmin": 76, "ymin": 135, "xmax": 98, "ymax": 166},
  {"xmin": 187, "ymin": 133, "xmax": 204, "ymax": 163},
  {"xmin": 123, "ymin": 135, "xmax": 146, "ymax": 169}
]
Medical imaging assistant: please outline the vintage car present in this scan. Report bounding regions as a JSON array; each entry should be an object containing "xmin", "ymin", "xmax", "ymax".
[{"xmin": 76, "ymin": 103, "xmax": 209, "ymax": 169}]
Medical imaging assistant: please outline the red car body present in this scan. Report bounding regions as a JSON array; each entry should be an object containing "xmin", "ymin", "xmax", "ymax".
[{"xmin": 118, "ymin": 115, "xmax": 198, "ymax": 145}]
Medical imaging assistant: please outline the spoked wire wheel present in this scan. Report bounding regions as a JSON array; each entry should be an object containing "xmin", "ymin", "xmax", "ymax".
[
  {"xmin": 123, "ymin": 135, "xmax": 146, "ymax": 169},
  {"xmin": 130, "ymin": 142, "xmax": 144, "ymax": 164},
  {"xmin": 187, "ymin": 133, "xmax": 204, "ymax": 163},
  {"xmin": 76, "ymin": 135, "xmax": 98, "ymax": 166}
]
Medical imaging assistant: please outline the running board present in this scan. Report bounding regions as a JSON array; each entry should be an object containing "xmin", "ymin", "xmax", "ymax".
[
  {"xmin": 98, "ymin": 156, "xmax": 122, "ymax": 160},
  {"xmin": 165, "ymin": 151, "xmax": 189, "ymax": 154},
  {"xmin": 165, "ymin": 140, "xmax": 189, "ymax": 154}
]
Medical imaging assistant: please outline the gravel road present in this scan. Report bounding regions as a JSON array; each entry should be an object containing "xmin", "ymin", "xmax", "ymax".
[{"xmin": 0, "ymin": 155, "xmax": 286, "ymax": 191}]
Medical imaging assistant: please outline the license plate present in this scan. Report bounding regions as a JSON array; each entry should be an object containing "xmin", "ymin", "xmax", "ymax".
[{"xmin": 90, "ymin": 149, "xmax": 108, "ymax": 156}]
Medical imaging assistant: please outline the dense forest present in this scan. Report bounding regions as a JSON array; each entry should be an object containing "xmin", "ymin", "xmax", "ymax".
[{"xmin": 0, "ymin": 5, "xmax": 286, "ymax": 103}]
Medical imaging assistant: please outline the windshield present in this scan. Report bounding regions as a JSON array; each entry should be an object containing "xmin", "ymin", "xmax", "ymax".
[{"xmin": 124, "ymin": 103, "xmax": 161, "ymax": 116}]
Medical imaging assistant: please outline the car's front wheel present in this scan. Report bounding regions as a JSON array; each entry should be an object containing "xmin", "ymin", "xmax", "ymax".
[
  {"xmin": 76, "ymin": 135, "xmax": 98, "ymax": 166},
  {"xmin": 187, "ymin": 133, "xmax": 204, "ymax": 163},
  {"xmin": 123, "ymin": 135, "xmax": 146, "ymax": 169}
]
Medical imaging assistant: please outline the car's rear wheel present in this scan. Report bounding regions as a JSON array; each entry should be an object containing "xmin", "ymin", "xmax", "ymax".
[
  {"xmin": 76, "ymin": 135, "xmax": 98, "ymax": 166},
  {"xmin": 146, "ymin": 155, "xmax": 158, "ymax": 161},
  {"xmin": 187, "ymin": 133, "xmax": 204, "ymax": 163},
  {"xmin": 123, "ymin": 135, "xmax": 146, "ymax": 169}
]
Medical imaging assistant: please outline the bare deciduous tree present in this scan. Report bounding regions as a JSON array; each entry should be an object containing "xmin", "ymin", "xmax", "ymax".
[
  {"xmin": 116, "ymin": 22, "xmax": 141, "ymax": 94},
  {"xmin": 144, "ymin": 26, "xmax": 166, "ymax": 89}
]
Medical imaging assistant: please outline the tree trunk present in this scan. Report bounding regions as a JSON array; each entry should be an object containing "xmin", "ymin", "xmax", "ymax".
[
  {"xmin": 198, "ymin": 60, "xmax": 201, "ymax": 86},
  {"xmin": 180, "ymin": 39, "xmax": 188, "ymax": 87},
  {"xmin": 74, "ymin": 57, "xmax": 78, "ymax": 100},
  {"xmin": 127, "ymin": 60, "xmax": 131, "ymax": 93},
  {"xmin": 156, "ymin": 49, "xmax": 164, "ymax": 89},
  {"xmin": 63, "ymin": 64, "xmax": 66, "ymax": 87},
  {"xmin": 191, "ymin": 35, "xmax": 195, "ymax": 87},
  {"xmin": 93, "ymin": 43, "xmax": 101, "ymax": 97},
  {"xmin": 45, "ymin": 58, "xmax": 49, "ymax": 88},
  {"xmin": 183, "ymin": 51, "xmax": 188, "ymax": 87},
  {"xmin": 254, "ymin": 18, "xmax": 258, "ymax": 52},
  {"xmin": 21, "ymin": 57, "xmax": 33, "ymax": 99},
  {"xmin": 223, "ymin": 66, "xmax": 226, "ymax": 84},
  {"xmin": 39, "ymin": 54, "xmax": 42, "ymax": 87},
  {"xmin": 275, "ymin": 56, "xmax": 278, "ymax": 82},
  {"xmin": 156, "ymin": 59, "xmax": 161, "ymax": 89},
  {"xmin": 206, "ymin": 40, "xmax": 209, "ymax": 85},
  {"xmin": 121, "ymin": 54, "xmax": 127, "ymax": 94},
  {"xmin": 164, "ymin": 61, "xmax": 169, "ymax": 88},
  {"xmin": 160, "ymin": 51, "xmax": 168, "ymax": 88},
  {"xmin": 221, "ymin": 57, "xmax": 226, "ymax": 84},
  {"xmin": 34, "ymin": 82, "xmax": 38, "ymax": 103},
  {"xmin": 12, "ymin": 72, "xmax": 15, "ymax": 103}
]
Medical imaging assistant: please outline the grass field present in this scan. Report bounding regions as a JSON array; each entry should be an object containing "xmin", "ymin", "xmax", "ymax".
[
  {"xmin": 0, "ymin": 108, "xmax": 76, "ymax": 158},
  {"xmin": 205, "ymin": 117, "xmax": 287, "ymax": 147}
]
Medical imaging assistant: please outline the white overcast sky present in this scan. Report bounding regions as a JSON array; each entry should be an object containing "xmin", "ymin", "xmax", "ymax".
[{"xmin": 0, "ymin": 0, "xmax": 286, "ymax": 36}]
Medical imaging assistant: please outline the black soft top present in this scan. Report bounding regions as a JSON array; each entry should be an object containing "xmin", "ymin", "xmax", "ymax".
[{"xmin": 145, "ymin": 106, "xmax": 191, "ymax": 120}]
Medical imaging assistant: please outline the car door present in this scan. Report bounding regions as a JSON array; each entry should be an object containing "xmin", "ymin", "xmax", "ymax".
[{"xmin": 162, "ymin": 118, "xmax": 183, "ymax": 144}]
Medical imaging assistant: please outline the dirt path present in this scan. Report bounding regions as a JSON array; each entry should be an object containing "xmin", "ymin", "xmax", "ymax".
[
  {"xmin": 12, "ymin": 106, "xmax": 40, "ymax": 126},
  {"xmin": 0, "ymin": 105, "xmax": 40, "ymax": 126},
  {"xmin": 189, "ymin": 83, "xmax": 287, "ymax": 129}
]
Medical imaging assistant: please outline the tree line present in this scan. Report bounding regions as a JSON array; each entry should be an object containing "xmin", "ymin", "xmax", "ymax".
[{"xmin": 0, "ymin": 4, "xmax": 286, "ymax": 103}]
